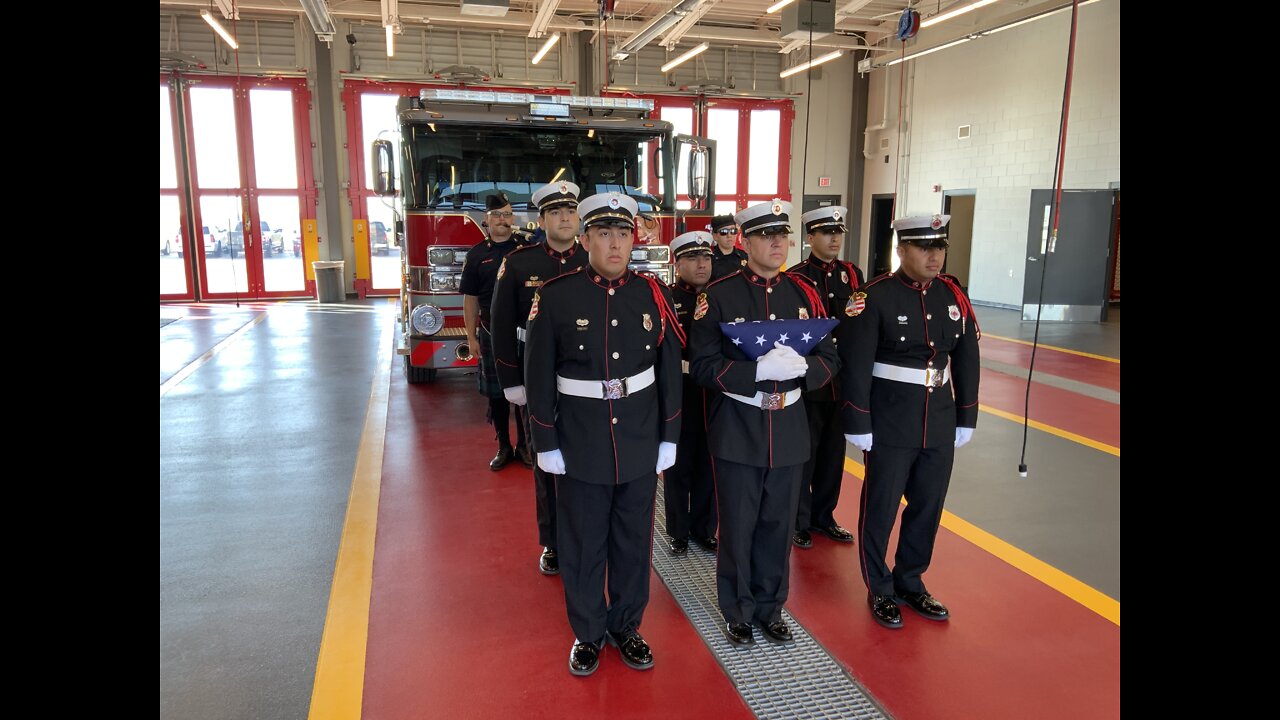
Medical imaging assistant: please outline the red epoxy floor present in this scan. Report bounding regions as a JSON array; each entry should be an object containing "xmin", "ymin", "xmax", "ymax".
[{"xmin": 362, "ymin": 368, "xmax": 1119, "ymax": 719}]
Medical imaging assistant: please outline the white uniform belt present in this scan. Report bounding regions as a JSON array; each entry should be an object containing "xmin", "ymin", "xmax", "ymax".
[
  {"xmin": 724, "ymin": 388, "xmax": 802, "ymax": 410},
  {"xmin": 516, "ymin": 326, "xmax": 528, "ymax": 342},
  {"xmin": 557, "ymin": 366, "xmax": 655, "ymax": 400},
  {"xmin": 681, "ymin": 359, "xmax": 690, "ymax": 374},
  {"xmin": 872, "ymin": 362, "xmax": 950, "ymax": 387}
]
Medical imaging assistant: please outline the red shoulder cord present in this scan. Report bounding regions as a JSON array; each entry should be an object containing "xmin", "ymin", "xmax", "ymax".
[
  {"xmin": 641, "ymin": 274, "xmax": 687, "ymax": 347},
  {"xmin": 786, "ymin": 274, "xmax": 829, "ymax": 318}
]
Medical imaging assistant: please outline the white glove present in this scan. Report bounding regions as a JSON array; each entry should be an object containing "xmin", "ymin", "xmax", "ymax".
[
  {"xmin": 656, "ymin": 442, "xmax": 678, "ymax": 474},
  {"xmin": 537, "ymin": 449, "xmax": 565, "ymax": 475},
  {"xmin": 503, "ymin": 385, "xmax": 527, "ymax": 406},
  {"xmin": 955, "ymin": 427, "xmax": 974, "ymax": 448},
  {"xmin": 846, "ymin": 433, "xmax": 873, "ymax": 452},
  {"xmin": 756, "ymin": 343, "xmax": 809, "ymax": 381}
]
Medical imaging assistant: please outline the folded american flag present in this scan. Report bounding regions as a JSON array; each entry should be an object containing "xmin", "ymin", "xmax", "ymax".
[{"xmin": 718, "ymin": 319, "xmax": 840, "ymax": 360}]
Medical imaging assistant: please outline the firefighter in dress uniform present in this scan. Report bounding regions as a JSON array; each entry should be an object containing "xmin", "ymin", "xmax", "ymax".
[
  {"xmin": 489, "ymin": 181, "xmax": 589, "ymax": 575},
  {"xmin": 786, "ymin": 205, "xmax": 865, "ymax": 549},
  {"xmin": 665, "ymin": 231, "xmax": 720, "ymax": 556},
  {"xmin": 524, "ymin": 192, "xmax": 684, "ymax": 676},
  {"xmin": 689, "ymin": 199, "xmax": 840, "ymax": 646},
  {"xmin": 840, "ymin": 213, "xmax": 980, "ymax": 629}
]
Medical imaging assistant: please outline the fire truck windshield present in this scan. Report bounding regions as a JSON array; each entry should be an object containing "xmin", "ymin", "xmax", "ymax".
[{"xmin": 406, "ymin": 124, "xmax": 670, "ymax": 214}]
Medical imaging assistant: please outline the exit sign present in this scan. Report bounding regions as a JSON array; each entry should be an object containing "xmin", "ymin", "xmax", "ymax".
[{"xmin": 818, "ymin": 176, "xmax": 831, "ymax": 187}]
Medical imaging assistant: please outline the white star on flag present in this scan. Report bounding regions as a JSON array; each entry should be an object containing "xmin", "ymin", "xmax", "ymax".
[
  {"xmin": 755, "ymin": 335, "xmax": 768, "ymax": 346},
  {"xmin": 732, "ymin": 337, "xmax": 742, "ymax": 346},
  {"xmin": 777, "ymin": 333, "xmax": 790, "ymax": 343},
  {"xmin": 801, "ymin": 332, "xmax": 812, "ymax": 343}
]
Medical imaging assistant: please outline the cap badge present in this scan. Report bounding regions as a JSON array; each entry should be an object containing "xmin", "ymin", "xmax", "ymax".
[
  {"xmin": 559, "ymin": 182, "xmax": 569, "ymax": 194},
  {"xmin": 931, "ymin": 214, "xmax": 943, "ymax": 230},
  {"xmin": 608, "ymin": 195, "xmax": 621, "ymax": 209},
  {"xmin": 832, "ymin": 209, "xmax": 842, "ymax": 221},
  {"xmin": 771, "ymin": 202, "xmax": 783, "ymax": 216}
]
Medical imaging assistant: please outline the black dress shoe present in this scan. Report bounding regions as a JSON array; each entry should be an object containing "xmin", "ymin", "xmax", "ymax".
[
  {"xmin": 489, "ymin": 445, "xmax": 514, "ymax": 471},
  {"xmin": 692, "ymin": 535, "xmax": 718, "ymax": 552},
  {"xmin": 539, "ymin": 547, "xmax": 560, "ymax": 575},
  {"xmin": 670, "ymin": 538, "xmax": 689, "ymax": 555},
  {"xmin": 868, "ymin": 593, "xmax": 903, "ymax": 629},
  {"xmin": 724, "ymin": 622, "xmax": 755, "ymax": 645},
  {"xmin": 814, "ymin": 523, "xmax": 854, "ymax": 543},
  {"xmin": 606, "ymin": 630, "xmax": 654, "ymax": 670},
  {"xmin": 758, "ymin": 619, "xmax": 794, "ymax": 644},
  {"xmin": 515, "ymin": 444, "xmax": 534, "ymax": 468},
  {"xmin": 569, "ymin": 640, "xmax": 601, "ymax": 676},
  {"xmin": 897, "ymin": 590, "xmax": 950, "ymax": 621},
  {"xmin": 792, "ymin": 530, "xmax": 813, "ymax": 549}
]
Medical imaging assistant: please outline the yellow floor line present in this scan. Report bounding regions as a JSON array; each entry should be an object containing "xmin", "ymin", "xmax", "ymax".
[
  {"xmin": 980, "ymin": 404, "xmax": 1120, "ymax": 457},
  {"xmin": 307, "ymin": 329, "xmax": 392, "ymax": 720},
  {"xmin": 843, "ymin": 456, "xmax": 1120, "ymax": 626},
  {"xmin": 983, "ymin": 333, "xmax": 1120, "ymax": 364},
  {"xmin": 159, "ymin": 312, "xmax": 267, "ymax": 397}
]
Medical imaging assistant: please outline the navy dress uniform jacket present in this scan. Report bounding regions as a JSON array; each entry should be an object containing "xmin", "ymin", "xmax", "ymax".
[
  {"xmin": 489, "ymin": 242, "xmax": 589, "ymax": 389},
  {"xmin": 689, "ymin": 270, "xmax": 840, "ymax": 468},
  {"xmin": 840, "ymin": 271, "xmax": 980, "ymax": 448},
  {"xmin": 524, "ymin": 268, "xmax": 684, "ymax": 485}
]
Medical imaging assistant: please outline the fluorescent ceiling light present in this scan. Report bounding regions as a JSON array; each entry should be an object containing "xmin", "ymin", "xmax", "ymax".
[
  {"xmin": 779, "ymin": 49, "xmax": 842, "ymax": 78},
  {"xmin": 386, "ymin": 24, "xmax": 395, "ymax": 57},
  {"xmin": 661, "ymin": 42, "xmax": 709, "ymax": 72},
  {"xmin": 532, "ymin": 33, "xmax": 560, "ymax": 64},
  {"xmin": 920, "ymin": 0, "xmax": 1001, "ymax": 29},
  {"xmin": 550, "ymin": 167, "xmax": 566, "ymax": 183},
  {"xmin": 201, "ymin": 10, "xmax": 239, "ymax": 50},
  {"xmin": 767, "ymin": 0, "xmax": 795, "ymax": 13}
]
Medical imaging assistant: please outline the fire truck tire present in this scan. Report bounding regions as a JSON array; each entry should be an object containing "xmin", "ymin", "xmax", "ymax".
[{"xmin": 404, "ymin": 355, "xmax": 437, "ymax": 384}]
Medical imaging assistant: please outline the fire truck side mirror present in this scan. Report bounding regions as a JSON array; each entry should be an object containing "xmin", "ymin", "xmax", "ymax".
[
  {"xmin": 372, "ymin": 139, "xmax": 395, "ymax": 196},
  {"xmin": 688, "ymin": 145, "xmax": 709, "ymax": 209}
]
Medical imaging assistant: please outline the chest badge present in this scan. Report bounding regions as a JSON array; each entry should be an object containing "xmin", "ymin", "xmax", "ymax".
[
  {"xmin": 798, "ymin": 307, "xmax": 809, "ymax": 320},
  {"xmin": 694, "ymin": 293, "xmax": 709, "ymax": 321},
  {"xmin": 846, "ymin": 292, "xmax": 867, "ymax": 317},
  {"xmin": 642, "ymin": 313, "xmax": 653, "ymax": 332},
  {"xmin": 948, "ymin": 304, "xmax": 961, "ymax": 321},
  {"xmin": 841, "ymin": 270, "xmax": 849, "ymax": 285}
]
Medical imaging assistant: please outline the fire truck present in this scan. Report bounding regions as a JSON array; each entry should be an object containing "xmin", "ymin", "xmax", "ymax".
[{"xmin": 372, "ymin": 88, "xmax": 714, "ymax": 383}]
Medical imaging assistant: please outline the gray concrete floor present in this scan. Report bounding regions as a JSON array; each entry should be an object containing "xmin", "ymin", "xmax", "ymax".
[{"xmin": 160, "ymin": 300, "xmax": 393, "ymax": 720}]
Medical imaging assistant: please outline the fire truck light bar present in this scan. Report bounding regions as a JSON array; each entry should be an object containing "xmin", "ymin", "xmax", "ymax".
[{"xmin": 420, "ymin": 89, "xmax": 653, "ymax": 111}]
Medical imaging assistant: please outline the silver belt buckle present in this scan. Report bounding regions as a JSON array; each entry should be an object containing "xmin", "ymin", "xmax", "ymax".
[
  {"xmin": 603, "ymin": 378, "xmax": 628, "ymax": 400},
  {"xmin": 761, "ymin": 392, "xmax": 783, "ymax": 410},
  {"xmin": 924, "ymin": 368, "xmax": 943, "ymax": 387}
]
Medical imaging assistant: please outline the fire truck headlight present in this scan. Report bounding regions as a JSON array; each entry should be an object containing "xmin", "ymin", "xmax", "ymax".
[
  {"xmin": 429, "ymin": 273, "xmax": 462, "ymax": 292},
  {"xmin": 429, "ymin": 247, "xmax": 458, "ymax": 266},
  {"xmin": 410, "ymin": 304, "xmax": 445, "ymax": 336}
]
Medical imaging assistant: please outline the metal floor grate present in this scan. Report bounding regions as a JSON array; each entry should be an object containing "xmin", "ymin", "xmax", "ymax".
[{"xmin": 651, "ymin": 481, "xmax": 890, "ymax": 720}]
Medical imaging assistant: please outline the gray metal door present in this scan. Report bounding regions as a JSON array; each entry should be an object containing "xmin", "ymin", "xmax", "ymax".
[{"xmin": 1023, "ymin": 189, "xmax": 1118, "ymax": 321}]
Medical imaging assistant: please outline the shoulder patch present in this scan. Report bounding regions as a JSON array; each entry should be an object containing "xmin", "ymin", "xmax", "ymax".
[
  {"xmin": 845, "ymin": 292, "xmax": 868, "ymax": 317},
  {"xmin": 527, "ymin": 291, "xmax": 541, "ymax": 323},
  {"xmin": 693, "ymin": 293, "xmax": 709, "ymax": 321}
]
